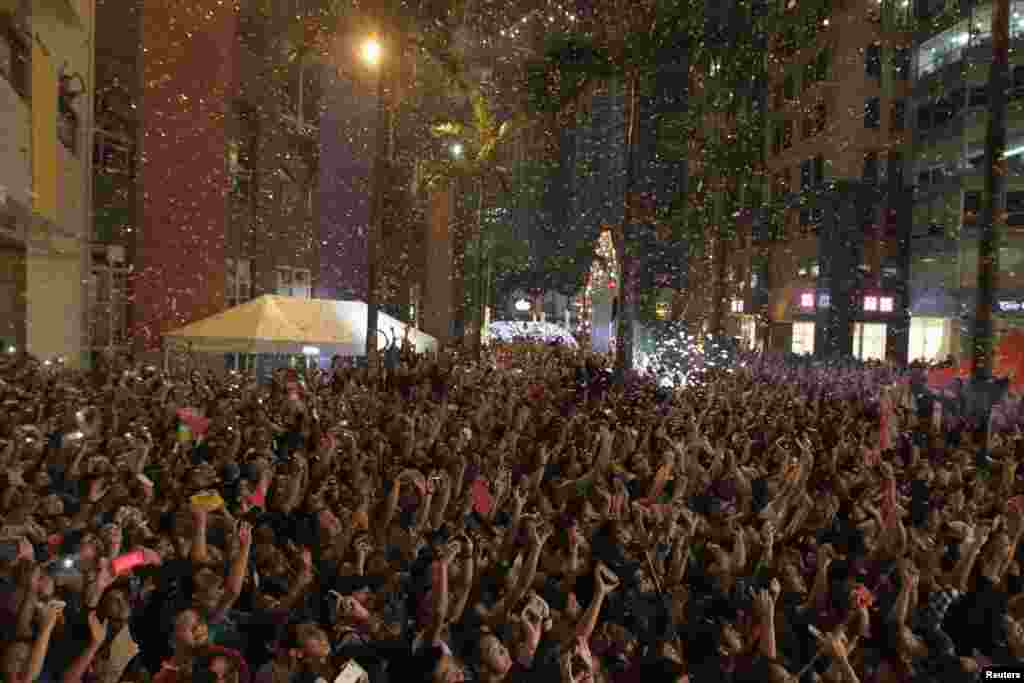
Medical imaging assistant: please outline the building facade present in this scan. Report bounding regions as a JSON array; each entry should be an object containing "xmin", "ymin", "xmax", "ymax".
[
  {"xmin": 906, "ymin": 0, "xmax": 1024, "ymax": 363},
  {"xmin": 0, "ymin": 0, "xmax": 94, "ymax": 366},
  {"xmin": 687, "ymin": 0, "xmax": 914, "ymax": 361},
  {"xmin": 91, "ymin": 0, "xmax": 449, "ymax": 361}
]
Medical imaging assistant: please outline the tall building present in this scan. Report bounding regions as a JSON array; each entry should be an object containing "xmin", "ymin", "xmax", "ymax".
[
  {"xmin": 91, "ymin": 0, "xmax": 445, "ymax": 360},
  {"xmin": 0, "ymin": 0, "xmax": 95, "ymax": 366},
  {"xmin": 906, "ymin": 1, "xmax": 1024, "ymax": 362},
  {"xmin": 692, "ymin": 0, "xmax": 913, "ymax": 360}
]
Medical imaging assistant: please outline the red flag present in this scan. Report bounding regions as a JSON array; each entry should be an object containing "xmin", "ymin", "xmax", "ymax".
[
  {"xmin": 879, "ymin": 397, "xmax": 891, "ymax": 451},
  {"xmin": 472, "ymin": 478, "xmax": 494, "ymax": 516},
  {"xmin": 176, "ymin": 407, "xmax": 210, "ymax": 436}
]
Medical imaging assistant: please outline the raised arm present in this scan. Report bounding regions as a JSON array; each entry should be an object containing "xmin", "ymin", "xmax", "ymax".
[
  {"xmin": 428, "ymin": 470, "xmax": 453, "ymax": 531},
  {"xmin": 190, "ymin": 504, "xmax": 210, "ymax": 565},
  {"xmin": 26, "ymin": 601, "xmax": 62, "ymax": 683},
  {"xmin": 575, "ymin": 563, "xmax": 618, "ymax": 642},
  {"xmin": 62, "ymin": 611, "xmax": 108, "ymax": 683},
  {"xmin": 448, "ymin": 536, "xmax": 476, "ymax": 625},
  {"xmin": 425, "ymin": 544, "xmax": 457, "ymax": 645},
  {"xmin": 487, "ymin": 521, "xmax": 550, "ymax": 628},
  {"xmin": 221, "ymin": 521, "xmax": 253, "ymax": 611}
]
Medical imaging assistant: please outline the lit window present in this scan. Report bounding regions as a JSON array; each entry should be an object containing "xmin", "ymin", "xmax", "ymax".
[
  {"xmin": 656, "ymin": 301, "xmax": 670, "ymax": 320},
  {"xmin": 864, "ymin": 296, "xmax": 878, "ymax": 311},
  {"xmin": 731, "ymin": 299, "xmax": 744, "ymax": 313},
  {"xmin": 910, "ymin": 317, "xmax": 946, "ymax": 362},
  {"xmin": 792, "ymin": 321, "xmax": 815, "ymax": 355},
  {"xmin": 811, "ymin": 264, "xmax": 820, "ymax": 277},
  {"xmin": 879, "ymin": 296, "xmax": 894, "ymax": 312},
  {"xmin": 818, "ymin": 293, "xmax": 831, "ymax": 308},
  {"xmin": 800, "ymin": 293, "xmax": 814, "ymax": 308},
  {"xmin": 854, "ymin": 322, "xmax": 887, "ymax": 361}
]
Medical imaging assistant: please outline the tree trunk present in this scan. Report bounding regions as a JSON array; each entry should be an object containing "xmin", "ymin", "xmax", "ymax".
[
  {"xmin": 889, "ymin": 165, "xmax": 912, "ymax": 366},
  {"xmin": 470, "ymin": 176, "xmax": 486, "ymax": 357},
  {"xmin": 968, "ymin": 0, "xmax": 1009, "ymax": 457},
  {"xmin": 709, "ymin": 221, "xmax": 728, "ymax": 338},
  {"xmin": 973, "ymin": 0, "xmax": 1008, "ymax": 382},
  {"xmin": 613, "ymin": 76, "xmax": 640, "ymax": 379}
]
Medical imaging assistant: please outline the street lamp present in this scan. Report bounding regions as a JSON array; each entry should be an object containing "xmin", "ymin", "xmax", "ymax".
[
  {"xmin": 450, "ymin": 143, "xmax": 463, "ymax": 158},
  {"xmin": 363, "ymin": 34, "xmax": 387, "ymax": 367},
  {"xmin": 361, "ymin": 37, "xmax": 381, "ymax": 66}
]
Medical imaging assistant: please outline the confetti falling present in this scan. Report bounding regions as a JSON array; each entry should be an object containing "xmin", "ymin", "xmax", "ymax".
[{"xmin": 63, "ymin": 0, "xmax": 1012, "ymax": 372}]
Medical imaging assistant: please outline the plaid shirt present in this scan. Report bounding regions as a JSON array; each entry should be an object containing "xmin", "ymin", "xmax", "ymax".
[{"xmin": 917, "ymin": 586, "xmax": 960, "ymax": 633}]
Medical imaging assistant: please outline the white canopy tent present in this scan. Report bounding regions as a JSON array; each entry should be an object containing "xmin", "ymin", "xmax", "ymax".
[{"xmin": 163, "ymin": 295, "xmax": 438, "ymax": 356}]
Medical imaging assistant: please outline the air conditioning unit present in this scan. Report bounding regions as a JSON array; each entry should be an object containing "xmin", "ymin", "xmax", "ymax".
[{"xmin": 107, "ymin": 245, "xmax": 126, "ymax": 264}]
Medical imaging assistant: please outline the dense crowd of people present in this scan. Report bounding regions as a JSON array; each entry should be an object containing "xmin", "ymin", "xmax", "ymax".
[{"xmin": 0, "ymin": 344, "xmax": 1020, "ymax": 683}]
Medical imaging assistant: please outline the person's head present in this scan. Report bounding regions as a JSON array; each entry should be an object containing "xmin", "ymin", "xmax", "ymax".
[
  {"xmin": 718, "ymin": 620, "xmax": 744, "ymax": 656},
  {"xmin": 39, "ymin": 494, "xmax": 63, "ymax": 518},
  {"xmin": 206, "ymin": 655, "xmax": 234, "ymax": 683},
  {"xmin": 476, "ymin": 633, "xmax": 512, "ymax": 678},
  {"xmin": 283, "ymin": 623, "xmax": 330, "ymax": 661},
  {"xmin": 0, "ymin": 639, "xmax": 31, "ymax": 681},
  {"xmin": 318, "ymin": 508, "xmax": 343, "ymax": 538},
  {"xmin": 99, "ymin": 585, "xmax": 132, "ymax": 623},
  {"xmin": 416, "ymin": 645, "xmax": 464, "ymax": 683},
  {"xmin": 191, "ymin": 567, "xmax": 225, "ymax": 615},
  {"xmin": 32, "ymin": 468, "xmax": 51, "ymax": 490},
  {"xmin": 634, "ymin": 655, "xmax": 687, "ymax": 683},
  {"xmin": 173, "ymin": 608, "xmax": 208, "ymax": 651}
]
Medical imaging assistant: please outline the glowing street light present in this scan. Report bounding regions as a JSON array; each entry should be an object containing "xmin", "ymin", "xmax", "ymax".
[
  {"xmin": 364, "ymin": 32, "xmax": 386, "ymax": 365},
  {"xmin": 514, "ymin": 298, "xmax": 531, "ymax": 312},
  {"xmin": 450, "ymin": 142, "xmax": 463, "ymax": 158},
  {"xmin": 361, "ymin": 37, "xmax": 382, "ymax": 66}
]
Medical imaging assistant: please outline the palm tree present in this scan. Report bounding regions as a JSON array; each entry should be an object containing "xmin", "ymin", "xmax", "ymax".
[
  {"xmin": 967, "ymin": 0, "xmax": 1010, "ymax": 457},
  {"xmin": 423, "ymin": 87, "xmax": 525, "ymax": 353}
]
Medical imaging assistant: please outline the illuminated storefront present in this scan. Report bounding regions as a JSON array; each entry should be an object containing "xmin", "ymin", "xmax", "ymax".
[
  {"xmin": 788, "ymin": 289, "xmax": 899, "ymax": 358},
  {"xmin": 908, "ymin": 317, "xmax": 951, "ymax": 362}
]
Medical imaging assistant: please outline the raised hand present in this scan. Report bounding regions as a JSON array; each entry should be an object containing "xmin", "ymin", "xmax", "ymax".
[
  {"xmin": 439, "ymin": 539, "xmax": 460, "ymax": 566},
  {"xmin": 297, "ymin": 548, "xmax": 314, "ymax": 586},
  {"xmin": 42, "ymin": 600, "xmax": 65, "ymax": 629},
  {"xmin": 528, "ymin": 519, "xmax": 551, "ymax": 548},
  {"xmin": 16, "ymin": 537, "xmax": 33, "ymax": 561},
  {"xmin": 594, "ymin": 562, "xmax": 620, "ymax": 596},
  {"xmin": 88, "ymin": 477, "xmax": 108, "ymax": 503},
  {"xmin": 340, "ymin": 595, "xmax": 370, "ymax": 622},
  {"xmin": 88, "ymin": 610, "xmax": 109, "ymax": 644},
  {"xmin": 754, "ymin": 588, "xmax": 776, "ymax": 621},
  {"xmin": 238, "ymin": 521, "xmax": 253, "ymax": 550},
  {"xmin": 811, "ymin": 627, "xmax": 851, "ymax": 661},
  {"xmin": 512, "ymin": 484, "xmax": 528, "ymax": 508}
]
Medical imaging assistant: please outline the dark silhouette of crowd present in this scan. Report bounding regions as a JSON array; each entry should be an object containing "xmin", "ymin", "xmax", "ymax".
[{"xmin": 0, "ymin": 344, "xmax": 1019, "ymax": 683}]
